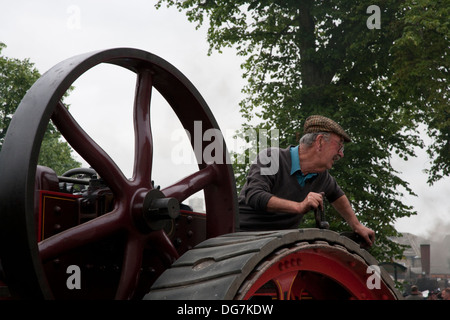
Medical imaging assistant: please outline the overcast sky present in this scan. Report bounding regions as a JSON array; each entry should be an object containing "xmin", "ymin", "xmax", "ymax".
[{"xmin": 1, "ymin": 0, "xmax": 449, "ymax": 240}]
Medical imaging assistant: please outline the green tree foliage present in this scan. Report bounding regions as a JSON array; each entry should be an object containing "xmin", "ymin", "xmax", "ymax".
[
  {"xmin": 157, "ymin": 1, "xmax": 449, "ymax": 262},
  {"xmin": 390, "ymin": 0, "xmax": 449, "ymax": 184},
  {"xmin": 0, "ymin": 43, "xmax": 81, "ymax": 175}
]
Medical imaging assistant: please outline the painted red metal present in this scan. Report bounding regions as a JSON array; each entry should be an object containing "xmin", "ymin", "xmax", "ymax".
[
  {"xmin": 240, "ymin": 245, "xmax": 395, "ymax": 300},
  {"xmin": 37, "ymin": 190, "xmax": 81, "ymax": 241},
  {"xmin": 33, "ymin": 187, "xmax": 207, "ymax": 299},
  {"xmin": 0, "ymin": 48, "xmax": 237, "ymax": 299},
  {"xmin": 0, "ymin": 48, "xmax": 399, "ymax": 301}
]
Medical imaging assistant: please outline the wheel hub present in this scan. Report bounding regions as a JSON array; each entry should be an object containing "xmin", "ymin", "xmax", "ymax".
[{"xmin": 137, "ymin": 189, "xmax": 180, "ymax": 232}]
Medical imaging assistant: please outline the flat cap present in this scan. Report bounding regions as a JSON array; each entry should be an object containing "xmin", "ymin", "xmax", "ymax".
[{"xmin": 303, "ymin": 115, "xmax": 351, "ymax": 142}]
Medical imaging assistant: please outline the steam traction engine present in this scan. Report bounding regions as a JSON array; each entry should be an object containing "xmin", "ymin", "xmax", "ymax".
[{"xmin": 0, "ymin": 48, "xmax": 400, "ymax": 300}]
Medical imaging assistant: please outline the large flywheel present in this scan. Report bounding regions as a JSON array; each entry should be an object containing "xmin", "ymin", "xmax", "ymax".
[
  {"xmin": 146, "ymin": 229, "xmax": 401, "ymax": 300},
  {"xmin": 0, "ymin": 48, "xmax": 237, "ymax": 299}
]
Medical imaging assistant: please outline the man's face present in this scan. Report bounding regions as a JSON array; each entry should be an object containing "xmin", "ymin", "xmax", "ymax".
[
  {"xmin": 443, "ymin": 290, "xmax": 449, "ymax": 300},
  {"xmin": 321, "ymin": 133, "xmax": 344, "ymax": 169}
]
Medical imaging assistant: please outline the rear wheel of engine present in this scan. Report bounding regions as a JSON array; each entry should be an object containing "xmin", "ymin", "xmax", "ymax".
[{"xmin": 145, "ymin": 229, "xmax": 401, "ymax": 300}]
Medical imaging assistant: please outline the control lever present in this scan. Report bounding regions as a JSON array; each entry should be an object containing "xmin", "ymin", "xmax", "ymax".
[{"xmin": 314, "ymin": 192, "xmax": 329, "ymax": 229}]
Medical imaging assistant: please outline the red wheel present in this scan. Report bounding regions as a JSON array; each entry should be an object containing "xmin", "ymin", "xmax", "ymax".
[
  {"xmin": 236, "ymin": 241, "xmax": 393, "ymax": 300},
  {"xmin": 147, "ymin": 230, "xmax": 401, "ymax": 300},
  {"xmin": 0, "ymin": 48, "xmax": 237, "ymax": 299}
]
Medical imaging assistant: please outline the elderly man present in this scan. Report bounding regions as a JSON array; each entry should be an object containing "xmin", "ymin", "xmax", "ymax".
[{"xmin": 238, "ymin": 115, "xmax": 375, "ymax": 247}]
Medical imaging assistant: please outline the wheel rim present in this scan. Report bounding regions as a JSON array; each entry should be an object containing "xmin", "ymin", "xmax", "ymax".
[
  {"xmin": 0, "ymin": 48, "xmax": 237, "ymax": 299},
  {"xmin": 146, "ymin": 230, "xmax": 401, "ymax": 300},
  {"xmin": 236, "ymin": 242, "xmax": 394, "ymax": 300}
]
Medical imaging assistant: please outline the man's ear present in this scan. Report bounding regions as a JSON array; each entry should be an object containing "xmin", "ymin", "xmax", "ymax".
[{"xmin": 316, "ymin": 134, "xmax": 323, "ymax": 150}]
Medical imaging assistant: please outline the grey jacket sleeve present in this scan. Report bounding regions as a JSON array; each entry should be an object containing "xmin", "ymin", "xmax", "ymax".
[{"xmin": 239, "ymin": 148, "xmax": 280, "ymax": 211}]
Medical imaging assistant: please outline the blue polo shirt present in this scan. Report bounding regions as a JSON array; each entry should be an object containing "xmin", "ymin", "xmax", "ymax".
[{"xmin": 290, "ymin": 145, "xmax": 317, "ymax": 187}]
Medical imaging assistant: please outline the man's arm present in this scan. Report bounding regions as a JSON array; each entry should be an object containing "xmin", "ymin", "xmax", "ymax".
[
  {"xmin": 266, "ymin": 193, "xmax": 375, "ymax": 247},
  {"xmin": 266, "ymin": 192, "xmax": 325, "ymax": 215},
  {"xmin": 331, "ymin": 195, "xmax": 375, "ymax": 246}
]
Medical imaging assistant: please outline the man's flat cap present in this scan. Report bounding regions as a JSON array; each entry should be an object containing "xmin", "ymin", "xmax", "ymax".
[{"xmin": 303, "ymin": 115, "xmax": 351, "ymax": 142}]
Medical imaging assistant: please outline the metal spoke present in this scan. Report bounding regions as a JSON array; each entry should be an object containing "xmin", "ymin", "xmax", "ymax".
[
  {"xmin": 51, "ymin": 101, "xmax": 128, "ymax": 195},
  {"xmin": 132, "ymin": 69, "xmax": 154, "ymax": 188},
  {"xmin": 161, "ymin": 164, "xmax": 218, "ymax": 203},
  {"xmin": 114, "ymin": 234, "xmax": 144, "ymax": 300},
  {"xmin": 272, "ymin": 271, "xmax": 299, "ymax": 300},
  {"xmin": 38, "ymin": 208, "xmax": 122, "ymax": 262}
]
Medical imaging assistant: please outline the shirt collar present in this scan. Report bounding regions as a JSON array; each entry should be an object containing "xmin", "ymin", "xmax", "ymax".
[
  {"xmin": 290, "ymin": 145, "xmax": 301, "ymax": 175},
  {"xmin": 290, "ymin": 145, "xmax": 318, "ymax": 178}
]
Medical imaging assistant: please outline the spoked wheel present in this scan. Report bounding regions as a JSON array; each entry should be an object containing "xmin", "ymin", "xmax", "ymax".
[
  {"xmin": 0, "ymin": 48, "xmax": 237, "ymax": 299},
  {"xmin": 146, "ymin": 229, "xmax": 401, "ymax": 300}
]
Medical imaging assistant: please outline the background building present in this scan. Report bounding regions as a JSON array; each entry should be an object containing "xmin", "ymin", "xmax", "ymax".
[{"xmin": 388, "ymin": 233, "xmax": 450, "ymax": 296}]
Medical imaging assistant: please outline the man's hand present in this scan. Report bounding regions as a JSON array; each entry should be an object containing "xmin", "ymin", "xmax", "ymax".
[
  {"xmin": 301, "ymin": 192, "xmax": 324, "ymax": 213},
  {"xmin": 353, "ymin": 224, "xmax": 375, "ymax": 248},
  {"xmin": 266, "ymin": 193, "xmax": 324, "ymax": 215},
  {"xmin": 331, "ymin": 195, "xmax": 376, "ymax": 248}
]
